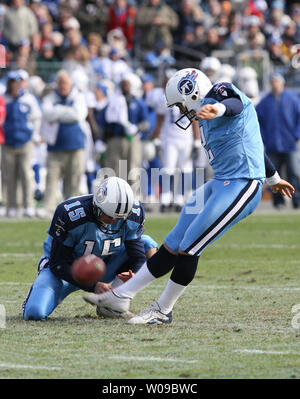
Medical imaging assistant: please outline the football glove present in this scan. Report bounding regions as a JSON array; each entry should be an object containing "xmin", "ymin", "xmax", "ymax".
[{"xmin": 124, "ymin": 122, "xmax": 138, "ymax": 137}]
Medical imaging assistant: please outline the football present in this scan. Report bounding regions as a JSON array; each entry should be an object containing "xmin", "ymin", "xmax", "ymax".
[{"xmin": 71, "ymin": 255, "xmax": 106, "ymax": 285}]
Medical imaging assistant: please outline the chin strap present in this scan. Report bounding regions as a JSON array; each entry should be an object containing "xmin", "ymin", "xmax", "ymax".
[{"xmin": 175, "ymin": 109, "xmax": 196, "ymax": 130}]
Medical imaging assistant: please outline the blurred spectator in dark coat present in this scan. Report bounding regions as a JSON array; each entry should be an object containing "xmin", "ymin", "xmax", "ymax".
[
  {"xmin": 289, "ymin": 4, "xmax": 300, "ymax": 43},
  {"xmin": 280, "ymin": 21, "xmax": 298, "ymax": 63},
  {"xmin": 76, "ymin": 0, "xmax": 108, "ymax": 38},
  {"xmin": 29, "ymin": 1, "xmax": 52, "ymax": 26},
  {"xmin": 243, "ymin": 15, "xmax": 265, "ymax": 50},
  {"xmin": 263, "ymin": 1, "xmax": 289, "ymax": 41},
  {"xmin": 199, "ymin": 27, "xmax": 222, "ymax": 56},
  {"xmin": 193, "ymin": 20, "xmax": 206, "ymax": 47},
  {"xmin": 256, "ymin": 73, "xmax": 300, "ymax": 209},
  {"xmin": 214, "ymin": 12, "xmax": 230, "ymax": 44},
  {"xmin": 267, "ymin": 36, "xmax": 287, "ymax": 66},
  {"xmin": 37, "ymin": 41, "xmax": 61, "ymax": 83},
  {"xmin": 39, "ymin": 21, "xmax": 64, "ymax": 59},
  {"xmin": 174, "ymin": 0, "xmax": 203, "ymax": 42}
]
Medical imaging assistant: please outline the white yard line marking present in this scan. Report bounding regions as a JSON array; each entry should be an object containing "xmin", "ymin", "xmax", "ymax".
[
  {"xmin": 203, "ymin": 259, "xmax": 300, "ymax": 264},
  {"xmin": 147, "ymin": 284, "xmax": 300, "ymax": 292},
  {"xmin": 234, "ymin": 349, "xmax": 295, "ymax": 355},
  {"xmin": 111, "ymin": 355, "xmax": 197, "ymax": 364},
  {"xmin": 4, "ymin": 242, "xmax": 41, "ymax": 247},
  {"xmin": 1, "ymin": 281, "xmax": 300, "ymax": 292},
  {"xmin": 215, "ymin": 244, "xmax": 300, "ymax": 249},
  {"xmin": 0, "ymin": 362, "xmax": 61, "ymax": 370},
  {"xmin": 189, "ymin": 285, "xmax": 300, "ymax": 291},
  {"xmin": 0, "ymin": 299, "xmax": 19, "ymax": 303},
  {"xmin": 0, "ymin": 282, "xmax": 31, "ymax": 285},
  {"xmin": 0, "ymin": 253, "xmax": 37, "ymax": 257}
]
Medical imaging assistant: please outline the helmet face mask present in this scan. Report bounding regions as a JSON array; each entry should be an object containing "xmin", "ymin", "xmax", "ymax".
[
  {"xmin": 165, "ymin": 68, "xmax": 212, "ymax": 130},
  {"xmin": 93, "ymin": 205, "xmax": 129, "ymax": 234},
  {"xmin": 93, "ymin": 177, "xmax": 134, "ymax": 234},
  {"xmin": 173, "ymin": 103, "xmax": 197, "ymax": 130}
]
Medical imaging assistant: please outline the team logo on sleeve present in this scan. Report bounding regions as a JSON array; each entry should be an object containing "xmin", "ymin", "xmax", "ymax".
[
  {"xmin": 55, "ymin": 217, "xmax": 66, "ymax": 237},
  {"xmin": 178, "ymin": 70, "xmax": 198, "ymax": 95},
  {"xmin": 214, "ymin": 83, "xmax": 228, "ymax": 96}
]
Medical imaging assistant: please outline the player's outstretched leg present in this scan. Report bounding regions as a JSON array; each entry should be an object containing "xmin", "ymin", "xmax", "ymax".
[
  {"xmin": 127, "ymin": 252, "xmax": 198, "ymax": 325},
  {"xmin": 83, "ymin": 244, "xmax": 179, "ymax": 312},
  {"xmin": 128, "ymin": 179, "xmax": 262, "ymax": 325},
  {"xmin": 83, "ymin": 290, "xmax": 132, "ymax": 313}
]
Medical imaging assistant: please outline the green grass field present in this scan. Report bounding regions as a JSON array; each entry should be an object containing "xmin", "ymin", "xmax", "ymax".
[{"xmin": 0, "ymin": 212, "xmax": 300, "ymax": 379}]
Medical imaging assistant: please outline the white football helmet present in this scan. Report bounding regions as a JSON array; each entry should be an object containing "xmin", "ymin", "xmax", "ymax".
[
  {"xmin": 165, "ymin": 68, "xmax": 212, "ymax": 130},
  {"xmin": 93, "ymin": 177, "xmax": 134, "ymax": 233}
]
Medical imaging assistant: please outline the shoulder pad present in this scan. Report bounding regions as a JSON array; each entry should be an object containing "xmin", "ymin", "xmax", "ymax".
[
  {"xmin": 126, "ymin": 200, "xmax": 145, "ymax": 237},
  {"xmin": 207, "ymin": 82, "xmax": 241, "ymax": 101},
  {"xmin": 127, "ymin": 200, "xmax": 145, "ymax": 226},
  {"xmin": 48, "ymin": 196, "xmax": 94, "ymax": 241}
]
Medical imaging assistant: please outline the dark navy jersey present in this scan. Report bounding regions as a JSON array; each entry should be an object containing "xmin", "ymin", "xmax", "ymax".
[
  {"xmin": 206, "ymin": 82, "xmax": 242, "ymax": 104},
  {"xmin": 46, "ymin": 195, "xmax": 145, "ymax": 263}
]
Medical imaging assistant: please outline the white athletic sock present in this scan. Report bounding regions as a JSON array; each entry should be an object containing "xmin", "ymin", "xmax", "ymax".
[
  {"xmin": 157, "ymin": 279, "xmax": 187, "ymax": 314},
  {"xmin": 114, "ymin": 262, "xmax": 156, "ymax": 298}
]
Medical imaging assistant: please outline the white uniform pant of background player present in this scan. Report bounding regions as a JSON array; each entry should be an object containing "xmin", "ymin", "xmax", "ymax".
[{"xmin": 160, "ymin": 139, "xmax": 193, "ymax": 207}]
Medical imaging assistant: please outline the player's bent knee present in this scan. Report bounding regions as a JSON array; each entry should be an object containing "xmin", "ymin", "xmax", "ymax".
[
  {"xmin": 178, "ymin": 248, "xmax": 194, "ymax": 256},
  {"xmin": 23, "ymin": 304, "xmax": 48, "ymax": 321},
  {"xmin": 163, "ymin": 242, "xmax": 177, "ymax": 255}
]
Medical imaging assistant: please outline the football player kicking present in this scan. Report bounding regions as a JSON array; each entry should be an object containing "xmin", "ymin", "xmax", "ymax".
[
  {"xmin": 83, "ymin": 69, "xmax": 295, "ymax": 325},
  {"xmin": 22, "ymin": 176, "xmax": 158, "ymax": 321}
]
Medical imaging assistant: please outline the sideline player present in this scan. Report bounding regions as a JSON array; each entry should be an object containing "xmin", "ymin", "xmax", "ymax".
[
  {"xmin": 83, "ymin": 69, "xmax": 295, "ymax": 324},
  {"xmin": 22, "ymin": 177, "xmax": 158, "ymax": 320},
  {"xmin": 152, "ymin": 75, "xmax": 201, "ymax": 212}
]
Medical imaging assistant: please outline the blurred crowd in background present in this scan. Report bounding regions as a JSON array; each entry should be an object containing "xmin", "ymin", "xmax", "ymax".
[{"xmin": 0, "ymin": 0, "xmax": 299, "ymax": 218}]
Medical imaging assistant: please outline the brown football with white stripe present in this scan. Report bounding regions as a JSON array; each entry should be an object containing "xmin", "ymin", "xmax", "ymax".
[{"xmin": 71, "ymin": 255, "xmax": 106, "ymax": 285}]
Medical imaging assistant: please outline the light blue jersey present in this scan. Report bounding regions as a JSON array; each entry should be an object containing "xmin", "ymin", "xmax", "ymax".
[
  {"xmin": 200, "ymin": 82, "xmax": 265, "ymax": 181},
  {"xmin": 164, "ymin": 83, "xmax": 264, "ymax": 258}
]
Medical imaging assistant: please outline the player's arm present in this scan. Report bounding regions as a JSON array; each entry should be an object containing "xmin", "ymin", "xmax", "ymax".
[
  {"xmin": 47, "ymin": 202, "xmax": 96, "ymax": 292},
  {"xmin": 197, "ymin": 99, "xmax": 243, "ymax": 120},
  {"xmin": 96, "ymin": 236, "xmax": 147, "ymax": 293},
  {"xmin": 124, "ymin": 237, "xmax": 147, "ymax": 273},
  {"xmin": 123, "ymin": 201, "xmax": 147, "ymax": 272},
  {"xmin": 197, "ymin": 83, "xmax": 243, "ymax": 120},
  {"xmin": 264, "ymin": 152, "xmax": 295, "ymax": 198},
  {"xmin": 114, "ymin": 241, "xmax": 158, "ymax": 285},
  {"xmin": 49, "ymin": 239, "xmax": 97, "ymax": 292}
]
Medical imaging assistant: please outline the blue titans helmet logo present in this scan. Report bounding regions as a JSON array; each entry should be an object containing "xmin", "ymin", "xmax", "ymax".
[{"xmin": 177, "ymin": 70, "xmax": 198, "ymax": 95}]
